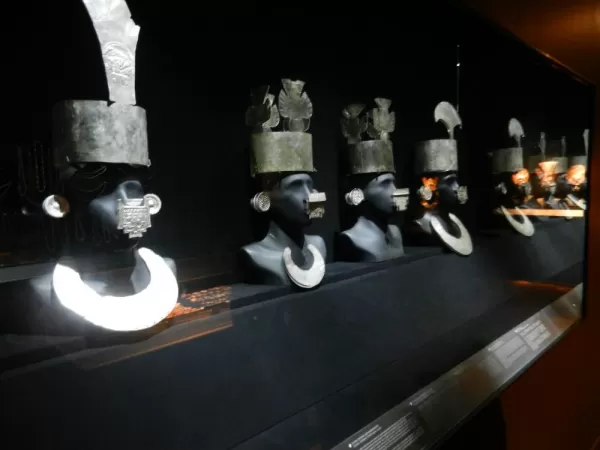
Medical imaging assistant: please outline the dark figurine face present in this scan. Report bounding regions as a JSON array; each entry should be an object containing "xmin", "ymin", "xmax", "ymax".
[
  {"xmin": 89, "ymin": 179, "xmax": 145, "ymax": 234},
  {"xmin": 364, "ymin": 173, "xmax": 397, "ymax": 216},
  {"xmin": 437, "ymin": 174, "xmax": 460, "ymax": 207},
  {"xmin": 270, "ymin": 173, "xmax": 314, "ymax": 226},
  {"xmin": 510, "ymin": 169, "xmax": 532, "ymax": 197}
]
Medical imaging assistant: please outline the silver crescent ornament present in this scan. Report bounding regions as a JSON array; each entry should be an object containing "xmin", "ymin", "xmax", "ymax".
[
  {"xmin": 500, "ymin": 206, "xmax": 535, "ymax": 237},
  {"xmin": 567, "ymin": 194, "xmax": 586, "ymax": 210},
  {"xmin": 430, "ymin": 213, "xmax": 473, "ymax": 256},
  {"xmin": 282, "ymin": 244, "xmax": 325, "ymax": 289}
]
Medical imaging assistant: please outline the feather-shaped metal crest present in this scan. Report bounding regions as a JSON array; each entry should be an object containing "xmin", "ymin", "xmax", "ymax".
[
  {"xmin": 583, "ymin": 129, "xmax": 590, "ymax": 155},
  {"xmin": 81, "ymin": 0, "xmax": 140, "ymax": 105},
  {"xmin": 539, "ymin": 132, "xmax": 547, "ymax": 158},
  {"xmin": 508, "ymin": 118, "xmax": 524, "ymax": 147},
  {"xmin": 434, "ymin": 101, "xmax": 461, "ymax": 139}
]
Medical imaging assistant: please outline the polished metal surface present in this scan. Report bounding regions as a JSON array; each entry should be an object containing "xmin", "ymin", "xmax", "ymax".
[
  {"xmin": 430, "ymin": 213, "xmax": 473, "ymax": 256},
  {"xmin": 250, "ymin": 132, "xmax": 314, "ymax": 175},
  {"xmin": 279, "ymin": 79, "xmax": 313, "ymax": 132},
  {"xmin": 81, "ymin": 0, "xmax": 140, "ymax": 105},
  {"xmin": 569, "ymin": 155, "xmax": 587, "ymax": 168},
  {"xmin": 342, "ymin": 98, "xmax": 396, "ymax": 174},
  {"xmin": 332, "ymin": 284, "xmax": 583, "ymax": 450},
  {"xmin": 500, "ymin": 205, "xmax": 535, "ymax": 237},
  {"xmin": 349, "ymin": 140, "xmax": 395, "ymax": 175},
  {"xmin": 414, "ymin": 139, "xmax": 459, "ymax": 173},
  {"xmin": 508, "ymin": 118, "xmax": 525, "ymax": 147},
  {"xmin": 551, "ymin": 156, "xmax": 569, "ymax": 174},
  {"xmin": 491, "ymin": 147, "xmax": 524, "ymax": 174},
  {"xmin": 52, "ymin": 100, "xmax": 149, "ymax": 166},
  {"xmin": 248, "ymin": 80, "xmax": 315, "ymax": 175},
  {"xmin": 282, "ymin": 244, "xmax": 326, "ymax": 289},
  {"xmin": 434, "ymin": 101, "xmax": 462, "ymax": 140}
]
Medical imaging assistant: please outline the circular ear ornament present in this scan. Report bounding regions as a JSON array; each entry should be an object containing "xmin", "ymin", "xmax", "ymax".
[
  {"xmin": 345, "ymin": 188, "xmax": 364, "ymax": 206},
  {"xmin": 144, "ymin": 194, "xmax": 162, "ymax": 215},
  {"xmin": 250, "ymin": 191, "xmax": 271, "ymax": 213},
  {"xmin": 495, "ymin": 182, "xmax": 507, "ymax": 195},
  {"xmin": 42, "ymin": 195, "xmax": 70, "ymax": 218},
  {"xmin": 418, "ymin": 186, "xmax": 433, "ymax": 202},
  {"xmin": 457, "ymin": 186, "xmax": 468, "ymax": 204}
]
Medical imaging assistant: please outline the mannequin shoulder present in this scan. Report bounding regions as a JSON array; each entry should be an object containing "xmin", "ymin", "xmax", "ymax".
[
  {"xmin": 306, "ymin": 234, "xmax": 327, "ymax": 259},
  {"xmin": 162, "ymin": 257, "xmax": 177, "ymax": 277}
]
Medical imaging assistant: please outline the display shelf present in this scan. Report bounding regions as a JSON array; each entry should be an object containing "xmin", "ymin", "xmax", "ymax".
[{"xmin": 0, "ymin": 218, "xmax": 584, "ymax": 450}]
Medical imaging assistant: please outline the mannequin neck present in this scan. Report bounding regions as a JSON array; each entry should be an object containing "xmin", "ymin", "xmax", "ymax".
[
  {"xmin": 267, "ymin": 220, "xmax": 306, "ymax": 250},
  {"xmin": 359, "ymin": 207, "xmax": 391, "ymax": 233},
  {"xmin": 64, "ymin": 245, "xmax": 139, "ymax": 277}
]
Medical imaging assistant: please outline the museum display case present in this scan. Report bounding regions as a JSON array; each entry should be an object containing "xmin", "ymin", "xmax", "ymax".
[{"xmin": 0, "ymin": 1, "xmax": 591, "ymax": 449}]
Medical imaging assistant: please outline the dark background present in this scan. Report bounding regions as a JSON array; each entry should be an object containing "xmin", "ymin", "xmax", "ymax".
[{"xmin": 0, "ymin": 2, "xmax": 592, "ymax": 283}]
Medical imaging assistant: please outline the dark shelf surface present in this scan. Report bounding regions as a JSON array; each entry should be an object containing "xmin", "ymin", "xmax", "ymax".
[{"xmin": 0, "ymin": 219, "xmax": 585, "ymax": 450}]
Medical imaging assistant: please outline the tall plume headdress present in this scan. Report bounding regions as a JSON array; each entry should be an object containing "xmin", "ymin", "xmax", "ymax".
[
  {"xmin": 569, "ymin": 129, "xmax": 589, "ymax": 168},
  {"xmin": 52, "ymin": 0, "xmax": 150, "ymax": 170},
  {"xmin": 341, "ymin": 98, "xmax": 396, "ymax": 175},
  {"xmin": 246, "ymin": 79, "xmax": 315, "ymax": 176},
  {"xmin": 414, "ymin": 101, "xmax": 462, "ymax": 174},
  {"xmin": 246, "ymin": 79, "xmax": 326, "ymax": 218},
  {"xmin": 491, "ymin": 118, "xmax": 525, "ymax": 174}
]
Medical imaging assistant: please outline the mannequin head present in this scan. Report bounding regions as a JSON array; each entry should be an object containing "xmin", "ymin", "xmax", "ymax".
[
  {"xmin": 361, "ymin": 173, "xmax": 397, "ymax": 217},
  {"xmin": 44, "ymin": 163, "xmax": 160, "ymax": 251},
  {"xmin": 261, "ymin": 172, "xmax": 314, "ymax": 227}
]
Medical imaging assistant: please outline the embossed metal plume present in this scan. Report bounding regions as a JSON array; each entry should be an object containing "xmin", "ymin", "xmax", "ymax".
[
  {"xmin": 539, "ymin": 132, "xmax": 547, "ymax": 159},
  {"xmin": 508, "ymin": 118, "xmax": 524, "ymax": 148},
  {"xmin": 278, "ymin": 79, "xmax": 313, "ymax": 132},
  {"xmin": 434, "ymin": 101, "xmax": 462, "ymax": 139},
  {"xmin": 246, "ymin": 85, "xmax": 280, "ymax": 131},
  {"xmin": 560, "ymin": 136, "xmax": 567, "ymax": 156},
  {"xmin": 583, "ymin": 129, "xmax": 589, "ymax": 155},
  {"xmin": 341, "ymin": 104, "xmax": 367, "ymax": 144},
  {"xmin": 81, "ymin": 0, "xmax": 140, "ymax": 105},
  {"xmin": 367, "ymin": 98, "xmax": 395, "ymax": 140}
]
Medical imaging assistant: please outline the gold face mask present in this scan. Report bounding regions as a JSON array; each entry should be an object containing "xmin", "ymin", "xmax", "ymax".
[{"xmin": 566, "ymin": 164, "xmax": 586, "ymax": 189}]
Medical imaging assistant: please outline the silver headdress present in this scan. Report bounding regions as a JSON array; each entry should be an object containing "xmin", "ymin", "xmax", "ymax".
[
  {"xmin": 44, "ymin": 0, "xmax": 160, "ymax": 239},
  {"xmin": 415, "ymin": 101, "xmax": 461, "ymax": 173},
  {"xmin": 341, "ymin": 98, "xmax": 396, "ymax": 175},
  {"xmin": 247, "ymin": 80, "xmax": 326, "ymax": 219},
  {"xmin": 52, "ymin": 0, "xmax": 149, "ymax": 168},
  {"xmin": 528, "ymin": 132, "xmax": 568, "ymax": 174},
  {"xmin": 491, "ymin": 118, "xmax": 525, "ymax": 174},
  {"xmin": 550, "ymin": 136, "xmax": 568, "ymax": 174},
  {"xmin": 246, "ymin": 80, "xmax": 315, "ymax": 176},
  {"xmin": 569, "ymin": 129, "xmax": 589, "ymax": 168}
]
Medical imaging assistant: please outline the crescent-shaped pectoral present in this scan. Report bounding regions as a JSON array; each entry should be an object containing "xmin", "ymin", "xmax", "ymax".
[
  {"xmin": 430, "ymin": 212, "xmax": 473, "ymax": 256},
  {"xmin": 52, "ymin": 247, "xmax": 179, "ymax": 331},
  {"xmin": 567, "ymin": 194, "xmax": 587, "ymax": 211},
  {"xmin": 283, "ymin": 244, "xmax": 326, "ymax": 289},
  {"xmin": 500, "ymin": 205, "xmax": 535, "ymax": 237}
]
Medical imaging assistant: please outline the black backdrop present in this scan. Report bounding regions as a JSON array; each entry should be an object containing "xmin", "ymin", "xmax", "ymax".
[{"xmin": 0, "ymin": 1, "xmax": 593, "ymax": 285}]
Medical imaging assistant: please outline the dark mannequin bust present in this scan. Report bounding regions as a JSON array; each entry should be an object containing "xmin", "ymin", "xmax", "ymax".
[
  {"xmin": 30, "ymin": 167, "xmax": 177, "ymax": 332},
  {"xmin": 414, "ymin": 173, "xmax": 461, "ymax": 236},
  {"xmin": 339, "ymin": 173, "xmax": 404, "ymax": 262},
  {"xmin": 411, "ymin": 173, "xmax": 473, "ymax": 256},
  {"xmin": 240, "ymin": 173, "xmax": 326, "ymax": 286}
]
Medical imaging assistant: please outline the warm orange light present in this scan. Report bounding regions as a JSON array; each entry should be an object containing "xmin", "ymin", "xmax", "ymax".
[
  {"xmin": 566, "ymin": 164, "xmax": 586, "ymax": 188},
  {"xmin": 511, "ymin": 168, "xmax": 530, "ymax": 185},
  {"xmin": 534, "ymin": 161, "xmax": 558, "ymax": 187},
  {"xmin": 420, "ymin": 177, "xmax": 439, "ymax": 209}
]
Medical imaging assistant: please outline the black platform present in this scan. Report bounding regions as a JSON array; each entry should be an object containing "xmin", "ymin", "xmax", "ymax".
[{"xmin": 0, "ymin": 219, "xmax": 585, "ymax": 450}]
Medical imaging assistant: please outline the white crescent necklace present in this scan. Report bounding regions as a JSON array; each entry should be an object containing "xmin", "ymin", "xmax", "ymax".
[
  {"xmin": 500, "ymin": 205, "xmax": 535, "ymax": 237},
  {"xmin": 52, "ymin": 247, "xmax": 179, "ymax": 332},
  {"xmin": 282, "ymin": 244, "xmax": 326, "ymax": 289},
  {"xmin": 430, "ymin": 212, "xmax": 473, "ymax": 256}
]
